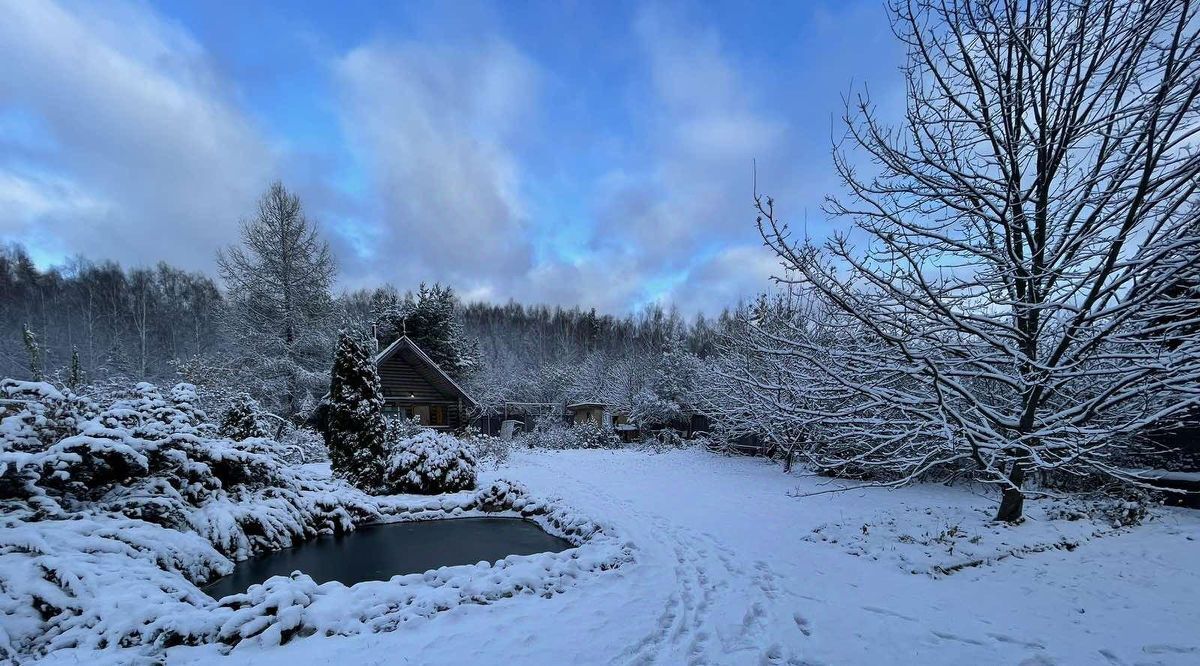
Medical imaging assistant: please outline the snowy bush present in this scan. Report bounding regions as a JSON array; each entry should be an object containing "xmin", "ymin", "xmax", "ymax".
[
  {"xmin": 574, "ymin": 420, "xmax": 622, "ymax": 449},
  {"xmin": 1, "ymin": 379, "xmax": 97, "ymax": 452},
  {"xmin": 383, "ymin": 430, "xmax": 477, "ymax": 494},
  {"xmin": 278, "ymin": 426, "xmax": 328, "ymax": 464},
  {"xmin": 219, "ymin": 393, "xmax": 269, "ymax": 441},
  {"xmin": 0, "ymin": 379, "xmax": 381, "ymax": 658},
  {"xmin": 517, "ymin": 419, "xmax": 621, "ymax": 450},
  {"xmin": 461, "ymin": 428, "xmax": 511, "ymax": 469},
  {"xmin": 384, "ymin": 414, "xmax": 425, "ymax": 440},
  {"xmin": 640, "ymin": 428, "xmax": 690, "ymax": 451},
  {"xmin": 1044, "ymin": 491, "xmax": 1156, "ymax": 528}
]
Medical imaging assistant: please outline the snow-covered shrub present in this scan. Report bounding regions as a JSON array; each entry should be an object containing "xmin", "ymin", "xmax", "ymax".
[
  {"xmin": 383, "ymin": 430, "xmax": 477, "ymax": 494},
  {"xmin": 0, "ymin": 513, "xmax": 231, "ymax": 655},
  {"xmin": 641, "ymin": 428, "xmax": 689, "ymax": 450},
  {"xmin": 278, "ymin": 426, "xmax": 328, "ymax": 464},
  {"xmin": 514, "ymin": 419, "xmax": 571, "ymax": 449},
  {"xmin": 461, "ymin": 427, "xmax": 511, "ymax": 469},
  {"xmin": 0, "ymin": 378, "xmax": 385, "ymax": 658},
  {"xmin": 384, "ymin": 414, "xmax": 425, "ymax": 440},
  {"xmin": 1, "ymin": 379, "xmax": 97, "ymax": 452},
  {"xmin": 573, "ymin": 420, "xmax": 622, "ymax": 449},
  {"xmin": 517, "ymin": 419, "xmax": 622, "ymax": 450},
  {"xmin": 219, "ymin": 393, "xmax": 268, "ymax": 441},
  {"xmin": 1044, "ymin": 490, "xmax": 1156, "ymax": 528}
]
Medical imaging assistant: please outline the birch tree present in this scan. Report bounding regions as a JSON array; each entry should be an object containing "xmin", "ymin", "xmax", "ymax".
[
  {"xmin": 218, "ymin": 182, "xmax": 337, "ymax": 419},
  {"xmin": 758, "ymin": 0, "xmax": 1200, "ymax": 521}
]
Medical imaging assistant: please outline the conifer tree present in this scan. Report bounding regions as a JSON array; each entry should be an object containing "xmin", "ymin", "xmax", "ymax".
[
  {"xmin": 21, "ymin": 324, "xmax": 42, "ymax": 381},
  {"xmin": 325, "ymin": 331, "xmax": 387, "ymax": 492},
  {"xmin": 379, "ymin": 283, "xmax": 479, "ymax": 379},
  {"xmin": 68, "ymin": 347, "xmax": 82, "ymax": 390},
  {"xmin": 218, "ymin": 182, "xmax": 337, "ymax": 419},
  {"xmin": 220, "ymin": 393, "xmax": 268, "ymax": 440}
]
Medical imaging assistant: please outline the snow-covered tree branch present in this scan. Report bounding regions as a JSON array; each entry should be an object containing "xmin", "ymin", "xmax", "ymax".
[{"xmin": 754, "ymin": 0, "xmax": 1200, "ymax": 521}]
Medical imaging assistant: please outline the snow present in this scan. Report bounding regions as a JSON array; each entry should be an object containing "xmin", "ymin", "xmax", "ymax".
[{"xmin": 34, "ymin": 448, "xmax": 1199, "ymax": 666}]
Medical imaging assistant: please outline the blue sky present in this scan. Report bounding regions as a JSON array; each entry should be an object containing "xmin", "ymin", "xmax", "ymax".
[{"xmin": 0, "ymin": 0, "xmax": 905, "ymax": 313}]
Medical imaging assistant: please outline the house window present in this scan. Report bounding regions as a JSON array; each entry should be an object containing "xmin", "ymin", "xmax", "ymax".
[
  {"xmin": 384, "ymin": 403, "xmax": 412, "ymax": 420},
  {"xmin": 383, "ymin": 404, "xmax": 446, "ymax": 427},
  {"xmin": 429, "ymin": 404, "xmax": 447, "ymax": 426}
]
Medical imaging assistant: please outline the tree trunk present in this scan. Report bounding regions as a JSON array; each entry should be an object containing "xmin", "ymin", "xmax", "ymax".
[{"xmin": 994, "ymin": 459, "xmax": 1027, "ymax": 523}]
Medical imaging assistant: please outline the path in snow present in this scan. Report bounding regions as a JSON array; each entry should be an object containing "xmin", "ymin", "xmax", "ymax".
[{"xmin": 159, "ymin": 448, "xmax": 1200, "ymax": 666}]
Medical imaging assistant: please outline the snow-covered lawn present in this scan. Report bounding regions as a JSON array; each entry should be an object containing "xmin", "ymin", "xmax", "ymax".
[{"xmin": 69, "ymin": 448, "xmax": 1193, "ymax": 666}]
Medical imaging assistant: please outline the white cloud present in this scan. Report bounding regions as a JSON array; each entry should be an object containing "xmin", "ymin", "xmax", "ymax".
[
  {"xmin": 566, "ymin": 6, "xmax": 791, "ymax": 313},
  {"xmin": 327, "ymin": 8, "xmax": 791, "ymax": 315},
  {"xmin": 333, "ymin": 39, "xmax": 538, "ymax": 294},
  {"xmin": 0, "ymin": 0, "xmax": 903, "ymax": 316},
  {"xmin": 0, "ymin": 0, "xmax": 274, "ymax": 269},
  {"xmin": 664, "ymin": 245, "xmax": 783, "ymax": 313}
]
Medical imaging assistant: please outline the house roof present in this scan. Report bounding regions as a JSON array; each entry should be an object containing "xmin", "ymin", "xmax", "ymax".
[
  {"xmin": 566, "ymin": 401, "xmax": 609, "ymax": 410},
  {"xmin": 373, "ymin": 336, "xmax": 477, "ymax": 408}
]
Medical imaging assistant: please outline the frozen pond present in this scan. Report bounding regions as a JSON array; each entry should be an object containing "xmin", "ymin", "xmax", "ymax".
[{"xmin": 204, "ymin": 517, "xmax": 573, "ymax": 599}]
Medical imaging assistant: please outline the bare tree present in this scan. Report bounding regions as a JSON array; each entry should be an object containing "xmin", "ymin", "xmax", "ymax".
[
  {"xmin": 218, "ymin": 182, "xmax": 337, "ymax": 419},
  {"xmin": 758, "ymin": 0, "xmax": 1200, "ymax": 521}
]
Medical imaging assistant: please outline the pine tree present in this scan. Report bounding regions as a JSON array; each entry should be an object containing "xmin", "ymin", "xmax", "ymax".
[
  {"xmin": 220, "ymin": 394, "xmax": 268, "ymax": 440},
  {"xmin": 21, "ymin": 324, "xmax": 42, "ymax": 381},
  {"xmin": 325, "ymin": 331, "xmax": 387, "ymax": 492}
]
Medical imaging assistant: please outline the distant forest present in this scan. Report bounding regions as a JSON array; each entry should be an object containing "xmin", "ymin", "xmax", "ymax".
[
  {"xmin": 0, "ymin": 245, "xmax": 223, "ymax": 383},
  {"xmin": 0, "ymin": 243, "xmax": 726, "ymax": 418}
]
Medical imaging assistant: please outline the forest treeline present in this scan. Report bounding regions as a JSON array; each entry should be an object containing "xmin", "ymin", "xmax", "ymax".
[
  {"xmin": 0, "ymin": 241, "xmax": 727, "ymax": 420},
  {"xmin": 0, "ymin": 246, "xmax": 223, "ymax": 383}
]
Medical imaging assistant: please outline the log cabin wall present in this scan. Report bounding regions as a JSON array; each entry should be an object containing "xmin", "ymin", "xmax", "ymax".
[{"xmin": 377, "ymin": 349, "xmax": 467, "ymax": 429}]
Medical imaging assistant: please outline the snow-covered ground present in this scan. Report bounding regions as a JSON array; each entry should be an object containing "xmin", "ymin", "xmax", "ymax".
[{"xmin": 80, "ymin": 448, "xmax": 1196, "ymax": 666}]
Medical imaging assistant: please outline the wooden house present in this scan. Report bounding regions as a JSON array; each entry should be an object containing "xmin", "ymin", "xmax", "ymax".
[{"xmin": 373, "ymin": 336, "xmax": 477, "ymax": 429}]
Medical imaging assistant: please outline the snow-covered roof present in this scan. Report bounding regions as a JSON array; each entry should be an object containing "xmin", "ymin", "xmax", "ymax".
[
  {"xmin": 373, "ymin": 336, "xmax": 477, "ymax": 408},
  {"xmin": 566, "ymin": 401, "xmax": 609, "ymax": 410}
]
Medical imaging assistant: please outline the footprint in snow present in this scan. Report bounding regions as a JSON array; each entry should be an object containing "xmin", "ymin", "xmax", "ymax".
[{"xmin": 793, "ymin": 613, "xmax": 811, "ymax": 637}]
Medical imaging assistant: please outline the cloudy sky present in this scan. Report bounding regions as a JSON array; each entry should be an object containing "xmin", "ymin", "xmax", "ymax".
[{"xmin": 0, "ymin": 0, "xmax": 905, "ymax": 314}]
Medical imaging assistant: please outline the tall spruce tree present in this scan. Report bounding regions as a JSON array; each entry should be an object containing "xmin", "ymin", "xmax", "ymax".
[
  {"xmin": 325, "ymin": 331, "xmax": 387, "ymax": 492},
  {"xmin": 379, "ymin": 283, "xmax": 479, "ymax": 379}
]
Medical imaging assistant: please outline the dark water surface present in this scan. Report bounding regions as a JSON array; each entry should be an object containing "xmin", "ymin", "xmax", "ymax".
[{"xmin": 203, "ymin": 517, "xmax": 573, "ymax": 599}]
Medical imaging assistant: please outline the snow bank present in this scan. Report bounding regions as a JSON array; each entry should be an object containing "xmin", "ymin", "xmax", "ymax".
[
  {"xmin": 0, "ymin": 380, "xmax": 630, "ymax": 661},
  {"xmin": 0, "ymin": 513, "xmax": 229, "ymax": 654}
]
